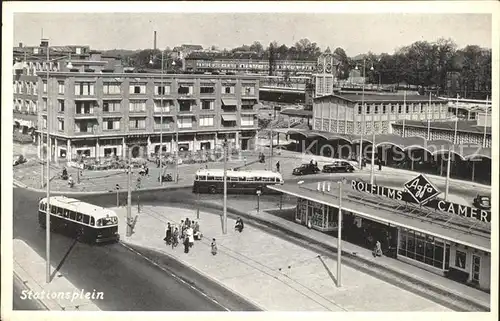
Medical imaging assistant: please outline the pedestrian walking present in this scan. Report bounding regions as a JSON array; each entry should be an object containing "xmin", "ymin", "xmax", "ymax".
[
  {"xmin": 172, "ymin": 227, "xmax": 179, "ymax": 249},
  {"xmin": 211, "ymin": 238, "xmax": 218, "ymax": 256},
  {"xmin": 373, "ymin": 240, "xmax": 382, "ymax": 257},
  {"xmin": 235, "ymin": 217, "xmax": 244, "ymax": 233},
  {"xmin": 183, "ymin": 236, "xmax": 190, "ymax": 254},
  {"xmin": 276, "ymin": 161, "xmax": 280, "ymax": 172},
  {"xmin": 186, "ymin": 226, "xmax": 194, "ymax": 248},
  {"xmin": 164, "ymin": 223, "xmax": 172, "ymax": 245}
]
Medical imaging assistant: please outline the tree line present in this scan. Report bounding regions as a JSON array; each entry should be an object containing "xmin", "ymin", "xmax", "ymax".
[{"xmin": 113, "ymin": 37, "xmax": 491, "ymax": 99}]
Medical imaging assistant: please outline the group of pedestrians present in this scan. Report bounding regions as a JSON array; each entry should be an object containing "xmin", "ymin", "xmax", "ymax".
[
  {"xmin": 163, "ymin": 217, "xmax": 246, "ymax": 256},
  {"xmin": 164, "ymin": 218, "xmax": 203, "ymax": 253}
]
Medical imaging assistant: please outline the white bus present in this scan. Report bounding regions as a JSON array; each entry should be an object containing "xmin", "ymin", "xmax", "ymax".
[
  {"xmin": 38, "ymin": 196, "xmax": 119, "ymax": 244},
  {"xmin": 193, "ymin": 169, "xmax": 284, "ymax": 194}
]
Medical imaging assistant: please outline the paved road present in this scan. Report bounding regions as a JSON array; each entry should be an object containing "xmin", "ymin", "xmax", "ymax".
[{"xmin": 13, "ymin": 188, "xmax": 259, "ymax": 311}]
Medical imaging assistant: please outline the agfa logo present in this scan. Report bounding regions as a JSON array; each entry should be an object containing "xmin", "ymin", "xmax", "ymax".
[{"xmin": 404, "ymin": 174, "xmax": 440, "ymax": 205}]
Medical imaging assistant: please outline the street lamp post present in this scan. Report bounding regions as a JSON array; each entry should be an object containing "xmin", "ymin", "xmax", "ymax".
[
  {"xmin": 256, "ymin": 189, "xmax": 262, "ymax": 212},
  {"xmin": 150, "ymin": 51, "xmax": 165, "ymax": 185},
  {"xmin": 223, "ymin": 136, "xmax": 228, "ymax": 234},
  {"xmin": 355, "ymin": 60, "xmax": 369, "ymax": 170},
  {"xmin": 126, "ymin": 143, "xmax": 132, "ymax": 237},
  {"xmin": 43, "ymin": 42, "xmax": 73, "ymax": 284}
]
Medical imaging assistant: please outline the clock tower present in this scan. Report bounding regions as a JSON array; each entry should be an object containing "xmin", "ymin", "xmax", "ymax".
[{"xmin": 314, "ymin": 47, "xmax": 339, "ymax": 97}]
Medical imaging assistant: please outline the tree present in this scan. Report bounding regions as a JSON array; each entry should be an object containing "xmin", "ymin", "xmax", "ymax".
[{"xmin": 249, "ymin": 41, "xmax": 264, "ymax": 54}]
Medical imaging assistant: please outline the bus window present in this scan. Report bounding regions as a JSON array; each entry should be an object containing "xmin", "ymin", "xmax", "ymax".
[
  {"xmin": 195, "ymin": 175, "xmax": 199, "ymax": 180},
  {"xmin": 57, "ymin": 207, "xmax": 64, "ymax": 216},
  {"xmin": 96, "ymin": 219, "xmax": 102, "ymax": 227},
  {"xmin": 239, "ymin": 177, "xmax": 247, "ymax": 181},
  {"xmin": 69, "ymin": 211, "xmax": 76, "ymax": 220},
  {"xmin": 76, "ymin": 213, "xmax": 83, "ymax": 222},
  {"xmin": 215, "ymin": 176, "xmax": 223, "ymax": 181},
  {"xmin": 255, "ymin": 177, "xmax": 262, "ymax": 182},
  {"xmin": 51, "ymin": 206, "xmax": 57, "ymax": 214},
  {"xmin": 229, "ymin": 177, "xmax": 238, "ymax": 181},
  {"xmin": 90, "ymin": 217, "xmax": 95, "ymax": 226},
  {"xmin": 247, "ymin": 177, "xmax": 254, "ymax": 182},
  {"xmin": 207, "ymin": 176, "xmax": 215, "ymax": 181},
  {"xmin": 63, "ymin": 209, "xmax": 70, "ymax": 218},
  {"xmin": 83, "ymin": 215, "xmax": 90, "ymax": 224},
  {"xmin": 39, "ymin": 203, "xmax": 46, "ymax": 211},
  {"xmin": 199, "ymin": 176, "xmax": 206, "ymax": 181}
]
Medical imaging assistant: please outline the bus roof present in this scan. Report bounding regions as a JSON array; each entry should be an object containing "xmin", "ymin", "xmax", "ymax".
[
  {"xmin": 39, "ymin": 196, "xmax": 117, "ymax": 220},
  {"xmin": 195, "ymin": 168, "xmax": 283, "ymax": 180}
]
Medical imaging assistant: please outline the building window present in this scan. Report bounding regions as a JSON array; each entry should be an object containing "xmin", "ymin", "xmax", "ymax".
[
  {"xmin": 42, "ymin": 99, "xmax": 47, "ymax": 111},
  {"xmin": 43, "ymin": 81, "xmax": 47, "ymax": 93},
  {"xmin": 358, "ymin": 105, "xmax": 362, "ymax": 115},
  {"xmin": 405, "ymin": 105, "xmax": 410, "ymax": 114},
  {"xmin": 129, "ymin": 101, "xmax": 146, "ymax": 112},
  {"xmin": 42, "ymin": 117, "xmax": 47, "ymax": 129},
  {"xmin": 222, "ymin": 85, "xmax": 235, "ymax": 94},
  {"xmin": 199, "ymin": 116, "xmax": 214, "ymax": 127},
  {"xmin": 178, "ymin": 85, "xmax": 193, "ymax": 95},
  {"xmin": 13, "ymin": 82, "xmax": 17, "ymax": 94},
  {"xmin": 201, "ymin": 100, "xmax": 214, "ymax": 110},
  {"xmin": 129, "ymin": 84, "xmax": 146, "ymax": 94},
  {"xmin": 75, "ymin": 102, "xmax": 93, "ymax": 114},
  {"xmin": 103, "ymin": 119, "xmax": 120, "ymax": 130},
  {"xmin": 200, "ymin": 86, "xmax": 215, "ymax": 94},
  {"xmin": 177, "ymin": 117, "xmax": 192, "ymax": 129},
  {"xmin": 154, "ymin": 100, "xmax": 171, "ymax": 113},
  {"xmin": 103, "ymin": 101, "xmax": 121, "ymax": 112},
  {"xmin": 455, "ymin": 250, "xmax": 466, "ymax": 269},
  {"xmin": 366, "ymin": 105, "xmax": 371, "ymax": 114},
  {"xmin": 178, "ymin": 100, "xmax": 193, "ymax": 112},
  {"xmin": 241, "ymin": 115, "xmax": 254, "ymax": 126},
  {"xmin": 398, "ymin": 105, "xmax": 402, "ymax": 114},
  {"xmin": 382, "ymin": 105, "xmax": 387, "ymax": 114},
  {"xmin": 103, "ymin": 83, "xmax": 121, "ymax": 95},
  {"xmin": 374, "ymin": 105, "xmax": 379, "ymax": 114},
  {"xmin": 74, "ymin": 82, "xmax": 95, "ymax": 96},
  {"xmin": 58, "ymin": 100, "xmax": 65, "ymax": 113},
  {"xmin": 241, "ymin": 85, "xmax": 255, "ymax": 96},
  {"xmin": 155, "ymin": 84, "xmax": 170, "ymax": 95},
  {"xmin": 58, "ymin": 119, "xmax": 64, "ymax": 131},
  {"xmin": 129, "ymin": 118, "xmax": 146, "ymax": 129},
  {"xmin": 58, "ymin": 81, "xmax": 65, "ymax": 94}
]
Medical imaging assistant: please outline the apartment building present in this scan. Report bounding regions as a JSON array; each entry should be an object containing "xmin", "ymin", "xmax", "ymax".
[
  {"xmin": 37, "ymin": 72, "xmax": 259, "ymax": 162},
  {"xmin": 13, "ymin": 39, "xmax": 122, "ymax": 134}
]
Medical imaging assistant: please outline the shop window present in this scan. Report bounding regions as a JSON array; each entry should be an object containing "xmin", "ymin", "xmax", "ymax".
[
  {"xmin": 406, "ymin": 230, "xmax": 416, "ymax": 259},
  {"xmin": 398, "ymin": 231, "xmax": 407, "ymax": 256},
  {"xmin": 455, "ymin": 250, "xmax": 466, "ymax": 269},
  {"xmin": 433, "ymin": 242, "xmax": 444, "ymax": 269},
  {"xmin": 472, "ymin": 255, "xmax": 481, "ymax": 283}
]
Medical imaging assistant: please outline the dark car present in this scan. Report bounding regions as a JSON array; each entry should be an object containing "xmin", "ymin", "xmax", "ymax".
[
  {"xmin": 322, "ymin": 161, "xmax": 355, "ymax": 173},
  {"xmin": 293, "ymin": 163, "xmax": 320, "ymax": 176},
  {"xmin": 473, "ymin": 195, "xmax": 491, "ymax": 210}
]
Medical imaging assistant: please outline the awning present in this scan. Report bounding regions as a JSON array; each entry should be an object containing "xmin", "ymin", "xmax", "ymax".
[
  {"xmin": 221, "ymin": 114, "xmax": 237, "ymax": 122},
  {"xmin": 221, "ymin": 98, "xmax": 237, "ymax": 106}
]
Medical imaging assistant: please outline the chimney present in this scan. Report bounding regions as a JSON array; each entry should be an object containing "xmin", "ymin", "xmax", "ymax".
[
  {"xmin": 19, "ymin": 42, "xmax": 23, "ymax": 48},
  {"xmin": 154, "ymin": 31, "xmax": 157, "ymax": 51}
]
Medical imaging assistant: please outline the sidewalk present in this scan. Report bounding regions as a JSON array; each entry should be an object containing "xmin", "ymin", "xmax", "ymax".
[
  {"xmin": 13, "ymin": 239, "xmax": 101, "ymax": 311},
  {"xmin": 115, "ymin": 205, "xmax": 452, "ymax": 312}
]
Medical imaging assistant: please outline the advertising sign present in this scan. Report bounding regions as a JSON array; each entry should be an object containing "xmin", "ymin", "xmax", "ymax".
[
  {"xmin": 403, "ymin": 174, "xmax": 440, "ymax": 205},
  {"xmin": 351, "ymin": 179, "xmax": 491, "ymax": 223}
]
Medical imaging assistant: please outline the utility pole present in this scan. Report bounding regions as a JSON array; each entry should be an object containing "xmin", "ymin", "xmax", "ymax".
[
  {"xmin": 116, "ymin": 184, "xmax": 120, "ymax": 207},
  {"xmin": 337, "ymin": 181, "xmax": 343, "ymax": 287},
  {"xmin": 269, "ymin": 125, "xmax": 273, "ymax": 171},
  {"xmin": 45, "ymin": 40, "xmax": 51, "ymax": 284},
  {"xmin": 160, "ymin": 51, "xmax": 164, "ymax": 184},
  {"xmin": 174, "ymin": 131, "xmax": 179, "ymax": 183},
  {"xmin": 223, "ymin": 136, "xmax": 228, "ymax": 234},
  {"xmin": 126, "ymin": 143, "xmax": 132, "ymax": 237},
  {"xmin": 358, "ymin": 59, "xmax": 366, "ymax": 170}
]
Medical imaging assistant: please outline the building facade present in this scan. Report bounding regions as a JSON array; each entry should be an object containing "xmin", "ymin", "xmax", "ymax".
[
  {"xmin": 313, "ymin": 93, "xmax": 451, "ymax": 135},
  {"xmin": 184, "ymin": 51, "xmax": 317, "ymax": 76},
  {"xmin": 37, "ymin": 72, "xmax": 259, "ymax": 162},
  {"xmin": 314, "ymin": 48, "xmax": 340, "ymax": 97},
  {"xmin": 13, "ymin": 40, "xmax": 122, "ymax": 134}
]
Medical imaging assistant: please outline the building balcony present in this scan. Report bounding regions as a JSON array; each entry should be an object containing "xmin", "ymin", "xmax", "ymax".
[
  {"xmin": 129, "ymin": 109, "xmax": 147, "ymax": 115},
  {"xmin": 153, "ymin": 108, "xmax": 172, "ymax": 115},
  {"xmin": 74, "ymin": 95, "xmax": 97, "ymax": 101},
  {"xmin": 74, "ymin": 112, "xmax": 97, "ymax": 119},
  {"xmin": 153, "ymin": 124, "xmax": 173, "ymax": 131},
  {"xmin": 178, "ymin": 108, "xmax": 196, "ymax": 115},
  {"xmin": 102, "ymin": 110, "xmax": 123, "ymax": 116}
]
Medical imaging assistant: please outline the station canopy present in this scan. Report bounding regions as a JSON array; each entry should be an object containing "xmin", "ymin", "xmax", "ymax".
[{"xmin": 283, "ymin": 128, "xmax": 491, "ymax": 160}]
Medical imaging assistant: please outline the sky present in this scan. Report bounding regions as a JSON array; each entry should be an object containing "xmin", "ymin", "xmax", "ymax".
[{"xmin": 13, "ymin": 12, "xmax": 492, "ymax": 56}]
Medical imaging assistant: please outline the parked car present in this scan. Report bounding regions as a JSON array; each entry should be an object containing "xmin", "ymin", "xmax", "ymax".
[
  {"xmin": 13, "ymin": 155, "xmax": 27, "ymax": 166},
  {"xmin": 292, "ymin": 163, "xmax": 320, "ymax": 176},
  {"xmin": 322, "ymin": 161, "xmax": 355, "ymax": 173},
  {"xmin": 473, "ymin": 195, "xmax": 491, "ymax": 210}
]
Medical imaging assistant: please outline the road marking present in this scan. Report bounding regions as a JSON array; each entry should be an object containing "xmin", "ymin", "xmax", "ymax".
[{"xmin": 120, "ymin": 242, "xmax": 231, "ymax": 311}]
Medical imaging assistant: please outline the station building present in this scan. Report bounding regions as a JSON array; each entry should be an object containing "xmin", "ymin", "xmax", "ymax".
[
  {"xmin": 36, "ymin": 71, "xmax": 259, "ymax": 162},
  {"xmin": 269, "ymin": 178, "xmax": 491, "ymax": 292}
]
